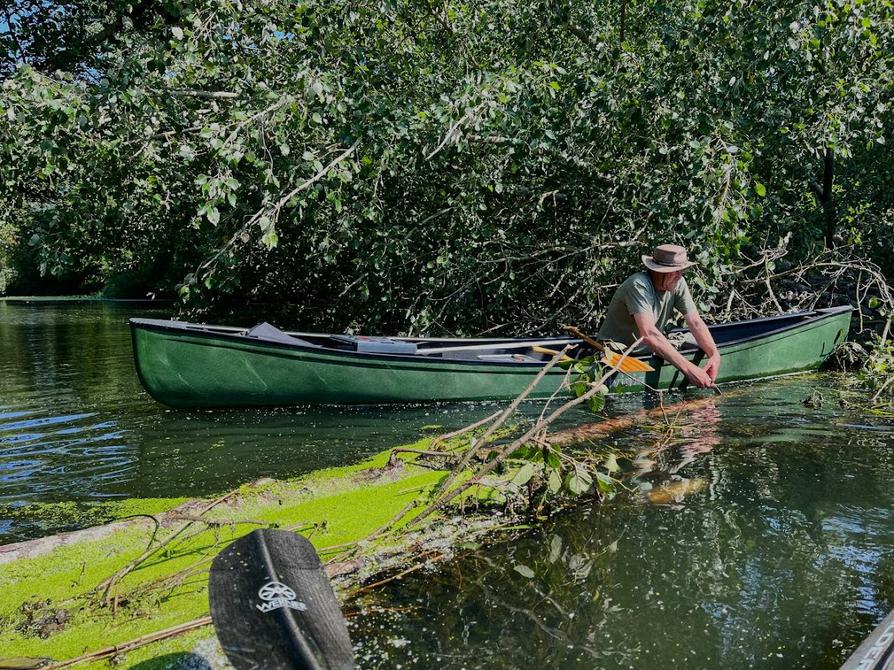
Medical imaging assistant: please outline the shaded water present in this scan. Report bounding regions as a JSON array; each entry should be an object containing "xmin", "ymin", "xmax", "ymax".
[{"xmin": 349, "ymin": 382, "xmax": 894, "ymax": 669}]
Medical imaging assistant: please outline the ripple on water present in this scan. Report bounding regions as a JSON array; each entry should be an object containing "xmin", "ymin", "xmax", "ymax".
[{"xmin": 0, "ymin": 408, "xmax": 137, "ymax": 502}]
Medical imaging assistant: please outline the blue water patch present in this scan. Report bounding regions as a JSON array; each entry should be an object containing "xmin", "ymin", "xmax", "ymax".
[{"xmin": 0, "ymin": 413, "xmax": 97, "ymax": 432}]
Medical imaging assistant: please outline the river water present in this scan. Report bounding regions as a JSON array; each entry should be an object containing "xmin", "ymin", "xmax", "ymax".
[
  {"xmin": 349, "ymin": 380, "xmax": 894, "ymax": 669},
  {"xmin": 0, "ymin": 300, "xmax": 508, "ymax": 540},
  {"xmin": 1, "ymin": 300, "xmax": 893, "ymax": 668}
]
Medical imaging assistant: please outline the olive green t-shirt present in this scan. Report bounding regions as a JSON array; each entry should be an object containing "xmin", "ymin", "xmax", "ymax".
[{"xmin": 596, "ymin": 272, "xmax": 697, "ymax": 346}]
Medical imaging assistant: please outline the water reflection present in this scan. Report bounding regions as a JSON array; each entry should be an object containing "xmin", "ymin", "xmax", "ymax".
[
  {"xmin": 350, "ymin": 380, "xmax": 894, "ymax": 669},
  {"xmin": 631, "ymin": 398, "xmax": 722, "ymax": 481}
]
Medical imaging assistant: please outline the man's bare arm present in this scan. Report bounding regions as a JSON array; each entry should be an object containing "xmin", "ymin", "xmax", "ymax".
[
  {"xmin": 684, "ymin": 312, "xmax": 721, "ymax": 382},
  {"xmin": 632, "ymin": 312, "xmax": 714, "ymax": 388}
]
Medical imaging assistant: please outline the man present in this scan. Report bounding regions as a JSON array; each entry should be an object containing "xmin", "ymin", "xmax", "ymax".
[{"xmin": 597, "ymin": 244, "xmax": 720, "ymax": 389}]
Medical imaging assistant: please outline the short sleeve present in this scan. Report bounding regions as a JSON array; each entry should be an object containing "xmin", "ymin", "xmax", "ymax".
[
  {"xmin": 624, "ymin": 276, "xmax": 654, "ymax": 316},
  {"xmin": 674, "ymin": 278, "xmax": 698, "ymax": 316}
]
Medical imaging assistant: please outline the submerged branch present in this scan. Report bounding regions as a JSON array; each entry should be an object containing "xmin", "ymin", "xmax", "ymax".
[{"xmin": 44, "ymin": 616, "xmax": 212, "ymax": 669}]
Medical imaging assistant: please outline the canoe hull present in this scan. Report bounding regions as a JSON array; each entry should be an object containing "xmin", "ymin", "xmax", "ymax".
[
  {"xmin": 131, "ymin": 327, "xmax": 572, "ymax": 407},
  {"xmin": 131, "ymin": 307, "xmax": 852, "ymax": 408},
  {"xmin": 633, "ymin": 306, "xmax": 852, "ymax": 391}
]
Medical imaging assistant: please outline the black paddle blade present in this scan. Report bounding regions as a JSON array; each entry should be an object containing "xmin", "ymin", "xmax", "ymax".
[{"xmin": 209, "ymin": 529, "xmax": 354, "ymax": 670}]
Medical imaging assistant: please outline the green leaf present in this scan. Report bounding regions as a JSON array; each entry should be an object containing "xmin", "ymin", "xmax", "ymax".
[
  {"xmin": 545, "ymin": 449, "xmax": 561, "ymax": 469},
  {"xmin": 603, "ymin": 453, "xmax": 620, "ymax": 473},
  {"xmin": 261, "ymin": 229, "xmax": 279, "ymax": 249},
  {"xmin": 171, "ymin": 26, "xmax": 184, "ymax": 40},
  {"xmin": 206, "ymin": 206, "xmax": 220, "ymax": 225},
  {"xmin": 564, "ymin": 470, "xmax": 592, "ymax": 495},
  {"xmin": 869, "ymin": 297, "xmax": 880, "ymax": 309},
  {"xmin": 595, "ymin": 472, "xmax": 615, "ymax": 495},
  {"xmin": 510, "ymin": 445, "xmax": 538, "ymax": 461},
  {"xmin": 548, "ymin": 535, "xmax": 562, "ymax": 563},
  {"xmin": 755, "ymin": 182, "xmax": 766, "ymax": 197},
  {"xmin": 587, "ymin": 394, "xmax": 605, "ymax": 413},
  {"xmin": 570, "ymin": 380, "xmax": 588, "ymax": 397},
  {"xmin": 510, "ymin": 462, "xmax": 536, "ymax": 487},
  {"xmin": 547, "ymin": 470, "xmax": 562, "ymax": 494},
  {"xmin": 514, "ymin": 564, "xmax": 535, "ymax": 579},
  {"xmin": 549, "ymin": 81, "xmax": 560, "ymax": 91}
]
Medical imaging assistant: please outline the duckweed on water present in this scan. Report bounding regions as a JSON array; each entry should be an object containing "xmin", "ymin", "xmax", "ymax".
[
  {"xmin": 0, "ymin": 442, "xmax": 447, "ymax": 666},
  {"xmin": 2, "ymin": 499, "xmax": 188, "ymax": 538}
]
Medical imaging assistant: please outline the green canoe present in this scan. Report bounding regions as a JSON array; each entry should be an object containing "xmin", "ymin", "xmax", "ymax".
[{"xmin": 130, "ymin": 306, "xmax": 852, "ymax": 408}]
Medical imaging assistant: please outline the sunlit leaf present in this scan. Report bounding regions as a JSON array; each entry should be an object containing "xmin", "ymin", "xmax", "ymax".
[
  {"xmin": 564, "ymin": 470, "xmax": 592, "ymax": 495},
  {"xmin": 548, "ymin": 534, "xmax": 562, "ymax": 563},
  {"xmin": 510, "ymin": 462, "xmax": 536, "ymax": 486},
  {"xmin": 514, "ymin": 564, "xmax": 535, "ymax": 579}
]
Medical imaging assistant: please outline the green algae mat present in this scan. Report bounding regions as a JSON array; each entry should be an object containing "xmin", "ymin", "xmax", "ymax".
[{"xmin": 0, "ymin": 444, "xmax": 448, "ymax": 668}]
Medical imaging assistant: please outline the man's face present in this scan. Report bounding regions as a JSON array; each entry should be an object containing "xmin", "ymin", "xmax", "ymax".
[{"xmin": 651, "ymin": 270, "xmax": 683, "ymax": 292}]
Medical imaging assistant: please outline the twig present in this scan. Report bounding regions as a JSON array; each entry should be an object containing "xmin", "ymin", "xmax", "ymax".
[
  {"xmin": 348, "ymin": 552, "xmax": 445, "ymax": 596},
  {"xmin": 764, "ymin": 253, "xmax": 784, "ymax": 313},
  {"xmin": 390, "ymin": 448, "xmax": 457, "ymax": 459},
  {"xmin": 95, "ymin": 488, "xmax": 241, "ymax": 605},
  {"xmin": 45, "ymin": 616, "xmax": 212, "ymax": 669},
  {"xmin": 343, "ymin": 605, "xmax": 418, "ymax": 618},
  {"xmin": 425, "ymin": 104, "xmax": 483, "ymax": 160},
  {"xmin": 165, "ymin": 89, "xmax": 240, "ymax": 99},
  {"xmin": 429, "ymin": 410, "xmax": 501, "ymax": 451},
  {"xmin": 115, "ymin": 514, "xmax": 162, "ymax": 551},
  {"xmin": 871, "ymin": 376, "xmax": 894, "ymax": 403},
  {"xmin": 165, "ymin": 513, "xmax": 268, "ymax": 527},
  {"xmin": 410, "ymin": 340, "xmax": 642, "ymax": 526},
  {"xmin": 414, "ymin": 346, "xmax": 574, "ymax": 524}
]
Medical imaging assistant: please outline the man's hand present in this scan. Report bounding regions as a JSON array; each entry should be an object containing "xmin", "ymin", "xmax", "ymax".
[
  {"xmin": 704, "ymin": 354, "xmax": 721, "ymax": 382},
  {"xmin": 685, "ymin": 312, "xmax": 722, "ymax": 385},
  {"xmin": 685, "ymin": 363, "xmax": 714, "ymax": 389}
]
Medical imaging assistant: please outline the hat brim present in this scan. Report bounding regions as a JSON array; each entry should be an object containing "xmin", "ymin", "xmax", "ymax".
[{"xmin": 642, "ymin": 255, "xmax": 697, "ymax": 273}]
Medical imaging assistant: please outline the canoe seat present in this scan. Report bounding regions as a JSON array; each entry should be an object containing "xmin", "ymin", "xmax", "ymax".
[
  {"xmin": 477, "ymin": 354, "xmax": 541, "ymax": 363},
  {"xmin": 245, "ymin": 322, "xmax": 315, "ymax": 347},
  {"xmin": 328, "ymin": 334, "xmax": 418, "ymax": 355}
]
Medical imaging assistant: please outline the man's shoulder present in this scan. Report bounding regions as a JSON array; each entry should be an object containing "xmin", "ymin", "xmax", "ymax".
[{"xmin": 620, "ymin": 272, "xmax": 653, "ymax": 292}]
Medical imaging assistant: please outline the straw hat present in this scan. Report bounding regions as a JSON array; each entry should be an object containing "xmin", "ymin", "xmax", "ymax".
[{"xmin": 642, "ymin": 244, "xmax": 697, "ymax": 273}]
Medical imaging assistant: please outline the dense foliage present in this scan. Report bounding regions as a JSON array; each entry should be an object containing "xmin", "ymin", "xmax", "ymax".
[{"xmin": 1, "ymin": 0, "xmax": 892, "ymax": 333}]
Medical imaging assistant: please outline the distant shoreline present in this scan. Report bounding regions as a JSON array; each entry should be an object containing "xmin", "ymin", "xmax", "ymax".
[{"xmin": 0, "ymin": 295, "xmax": 174, "ymax": 303}]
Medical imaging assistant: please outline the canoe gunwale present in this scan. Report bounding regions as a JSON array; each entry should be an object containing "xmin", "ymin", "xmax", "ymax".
[{"xmin": 129, "ymin": 305, "xmax": 853, "ymax": 370}]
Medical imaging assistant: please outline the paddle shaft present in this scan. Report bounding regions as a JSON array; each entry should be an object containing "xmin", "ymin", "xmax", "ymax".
[
  {"xmin": 256, "ymin": 534, "xmax": 324, "ymax": 670},
  {"xmin": 562, "ymin": 325, "xmax": 655, "ymax": 373},
  {"xmin": 418, "ymin": 338, "xmax": 581, "ymax": 355},
  {"xmin": 562, "ymin": 325, "xmax": 607, "ymax": 354}
]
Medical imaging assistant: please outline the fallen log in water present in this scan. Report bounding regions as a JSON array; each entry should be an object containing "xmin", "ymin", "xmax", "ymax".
[{"xmin": 549, "ymin": 394, "xmax": 728, "ymax": 447}]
